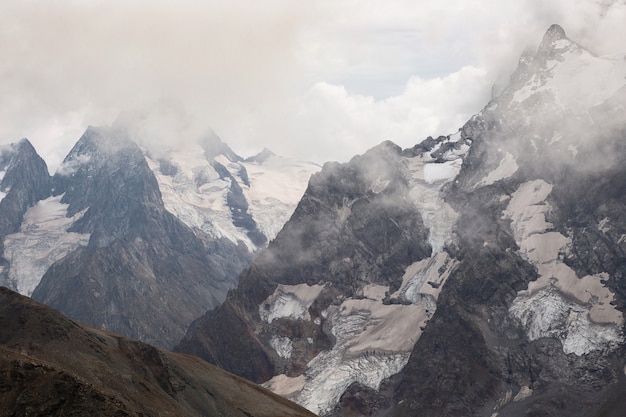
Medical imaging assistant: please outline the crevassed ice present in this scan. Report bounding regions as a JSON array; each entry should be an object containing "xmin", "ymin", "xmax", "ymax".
[
  {"xmin": 504, "ymin": 180, "xmax": 623, "ymax": 355},
  {"xmin": 402, "ymin": 156, "xmax": 458, "ymax": 254},
  {"xmin": 270, "ymin": 335, "xmax": 294, "ymax": 359},
  {"xmin": 3, "ymin": 195, "xmax": 90, "ymax": 296},
  {"xmin": 146, "ymin": 149, "xmax": 319, "ymax": 251},
  {"xmin": 263, "ymin": 254, "xmax": 458, "ymax": 416},
  {"xmin": 259, "ymin": 284, "xmax": 326, "ymax": 323}
]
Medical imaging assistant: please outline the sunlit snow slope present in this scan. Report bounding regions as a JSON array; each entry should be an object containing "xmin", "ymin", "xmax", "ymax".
[{"xmin": 145, "ymin": 141, "xmax": 319, "ymax": 251}]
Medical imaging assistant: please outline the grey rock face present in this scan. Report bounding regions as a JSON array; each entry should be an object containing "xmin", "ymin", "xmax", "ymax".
[
  {"xmin": 31, "ymin": 126, "xmax": 250, "ymax": 349},
  {"xmin": 0, "ymin": 139, "xmax": 51, "ymax": 288}
]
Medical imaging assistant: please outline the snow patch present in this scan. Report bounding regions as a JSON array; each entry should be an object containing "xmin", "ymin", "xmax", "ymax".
[
  {"xmin": 514, "ymin": 386, "xmax": 533, "ymax": 402},
  {"xmin": 504, "ymin": 180, "xmax": 623, "ymax": 355},
  {"xmin": 475, "ymin": 152, "xmax": 518, "ymax": 187},
  {"xmin": 370, "ymin": 178, "xmax": 390, "ymax": 194},
  {"xmin": 264, "ymin": 253, "xmax": 458, "ymax": 415},
  {"xmin": 270, "ymin": 336, "xmax": 293, "ymax": 359},
  {"xmin": 3, "ymin": 195, "xmax": 90, "ymax": 296},
  {"xmin": 599, "ymin": 217, "xmax": 610, "ymax": 233},
  {"xmin": 392, "ymin": 252, "xmax": 458, "ymax": 303},
  {"xmin": 263, "ymin": 374, "xmax": 307, "ymax": 398},
  {"xmin": 260, "ymin": 284, "xmax": 326, "ymax": 323}
]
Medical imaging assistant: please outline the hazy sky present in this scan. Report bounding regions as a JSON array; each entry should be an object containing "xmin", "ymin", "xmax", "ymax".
[{"xmin": 1, "ymin": 0, "xmax": 625, "ymax": 171}]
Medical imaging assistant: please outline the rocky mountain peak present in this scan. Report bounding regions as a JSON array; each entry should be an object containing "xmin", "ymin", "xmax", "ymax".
[
  {"xmin": 543, "ymin": 23, "xmax": 567, "ymax": 43},
  {"xmin": 246, "ymin": 147, "xmax": 276, "ymax": 163},
  {"xmin": 199, "ymin": 129, "xmax": 242, "ymax": 162},
  {"xmin": 0, "ymin": 138, "xmax": 51, "ymax": 234}
]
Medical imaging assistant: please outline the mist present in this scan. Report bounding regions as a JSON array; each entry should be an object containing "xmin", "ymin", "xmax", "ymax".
[{"xmin": 1, "ymin": 0, "xmax": 626, "ymax": 172}]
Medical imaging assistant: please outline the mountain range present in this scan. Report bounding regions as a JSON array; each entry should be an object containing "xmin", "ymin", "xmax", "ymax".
[
  {"xmin": 176, "ymin": 25, "xmax": 626, "ymax": 416},
  {"xmin": 2, "ymin": 24, "xmax": 626, "ymax": 417},
  {"xmin": 0, "ymin": 123, "xmax": 319, "ymax": 349}
]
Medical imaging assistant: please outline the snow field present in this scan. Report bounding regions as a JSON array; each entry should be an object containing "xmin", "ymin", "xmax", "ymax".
[{"xmin": 504, "ymin": 180, "xmax": 623, "ymax": 355}]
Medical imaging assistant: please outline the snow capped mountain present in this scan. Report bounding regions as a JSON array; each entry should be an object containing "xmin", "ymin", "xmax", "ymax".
[
  {"xmin": 0, "ymin": 123, "xmax": 317, "ymax": 351},
  {"xmin": 177, "ymin": 25, "xmax": 626, "ymax": 417},
  {"xmin": 177, "ymin": 134, "xmax": 471, "ymax": 414},
  {"xmin": 143, "ymin": 131, "xmax": 320, "ymax": 251},
  {"xmin": 2, "ymin": 23, "xmax": 626, "ymax": 417}
]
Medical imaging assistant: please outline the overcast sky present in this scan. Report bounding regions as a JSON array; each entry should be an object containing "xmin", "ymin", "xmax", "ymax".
[{"xmin": 1, "ymin": 0, "xmax": 625, "ymax": 171}]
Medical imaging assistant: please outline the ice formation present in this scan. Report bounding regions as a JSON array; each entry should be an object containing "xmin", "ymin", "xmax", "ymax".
[
  {"xmin": 504, "ymin": 180, "xmax": 623, "ymax": 354},
  {"xmin": 263, "ymin": 254, "xmax": 458, "ymax": 415},
  {"xmin": 3, "ymin": 195, "xmax": 90, "ymax": 296}
]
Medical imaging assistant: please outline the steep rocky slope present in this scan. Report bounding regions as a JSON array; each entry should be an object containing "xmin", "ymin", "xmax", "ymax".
[
  {"xmin": 0, "ymin": 286, "xmax": 317, "ymax": 417},
  {"xmin": 0, "ymin": 123, "xmax": 316, "ymax": 351},
  {"xmin": 29, "ymin": 126, "xmax": 247, "ymax": 349},
  {"xmin": 178, "ymin": 25, "xmax": 626, "ymax": 416},
  {"xmin": 0, "ymin": 139, "xmax": 51, "ymax": 291}
]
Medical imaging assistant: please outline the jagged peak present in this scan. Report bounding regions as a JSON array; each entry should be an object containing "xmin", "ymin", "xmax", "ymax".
[
  {"xmin": 545, "ymin": 24, "xmax": 567, "ymax": 42},
  {"xmin": 245, "ymin": 147, "xmax": 275, "ymax": 163},
  {"xmin": 536, "ymin": 24, "xmax": 584, "ymax": 58},
  {"xmin": 370, "ymin": 140, "xmax": 402, "ymax": 156},
  {"xmin": 199, "ymin": 129, "xmax": 242, "ymax": 162}
]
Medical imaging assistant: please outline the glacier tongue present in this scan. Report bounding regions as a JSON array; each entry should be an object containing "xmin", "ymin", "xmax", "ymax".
[
  {"xmin": 401, "ymin": 152, "xmax": 462, "ymax": 253},
  {"xmin": 3, "ymin": 195, "xmax": 90, "ymax": 296},
  {"xmin": 504, "ymin": 180, "xmax": 623, "ymax": 355}
]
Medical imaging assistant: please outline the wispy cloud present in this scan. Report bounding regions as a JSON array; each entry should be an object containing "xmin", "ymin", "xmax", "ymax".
[{"xmin": 1, "ymin": 0, "xmax": 625, "ymax": 171}]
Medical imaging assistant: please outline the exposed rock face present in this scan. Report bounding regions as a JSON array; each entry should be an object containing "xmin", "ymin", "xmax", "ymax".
[
  {"xmin": 31, "ymin": 126, "xmax": 248, "ymax": 349},
  {"xmin": 390, "ymin": 24, "xmax": 626, "ymax": 417},
  {"xmin": 0, "ymin": 286, "xmax": 317, "ymax": 417},
  {"xmin": 178, "ymin": 25, "xmax": 626, "ymax": 416},
  {"xmin": 0, "ymin": 139, "xmax": 51, "ymax": 287}
]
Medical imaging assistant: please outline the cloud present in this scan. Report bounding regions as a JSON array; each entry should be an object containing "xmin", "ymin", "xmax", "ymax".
[
  {"xmin": 1, "ymin": 0, "xmax": 625, "ymax": 170},
  {"xmin": 224, "ymin": 66, "xmax": 491, "ymax": 164}
]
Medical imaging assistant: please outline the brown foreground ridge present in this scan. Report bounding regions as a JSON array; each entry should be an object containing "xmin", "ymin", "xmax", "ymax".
[{"xmin": 0, "ymin": 286, "xmax": 318, "ymax": 417}]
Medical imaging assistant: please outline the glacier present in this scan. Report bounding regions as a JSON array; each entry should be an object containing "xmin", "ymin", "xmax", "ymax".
[
  {"xmin": 400, "ymin": 134, "xmax": 469, "ymax": 253},
  {"xmin": 145, "ymin": 144, "xmax": 319, "ymax": 251},
  {"xmin": 3, "ymin": 195, "xmax": 90, "ymax": 296},
  {"xmin": 263, "ymin": 254, "xmax": 458, "ymax": 415},
  {"xmin": 504, "ymin": 180, "xmax": 623, "ymax": 355}
]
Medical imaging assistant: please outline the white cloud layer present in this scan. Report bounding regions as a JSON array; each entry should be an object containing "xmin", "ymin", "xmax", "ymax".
[{"xmin": 1, "ymin": 0, "xmax": 625, "ymax": 170}]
